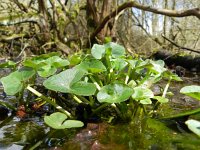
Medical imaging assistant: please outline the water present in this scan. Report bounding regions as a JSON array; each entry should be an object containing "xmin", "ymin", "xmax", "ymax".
[{"xmin": 0, "ymin": 71, "xmax": 200, "ymax": 149}]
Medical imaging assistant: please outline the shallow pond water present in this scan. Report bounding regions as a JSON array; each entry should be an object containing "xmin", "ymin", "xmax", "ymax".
[{"xmin": 0, "ymin": 71, "xmax": 200, "ymax": 150}]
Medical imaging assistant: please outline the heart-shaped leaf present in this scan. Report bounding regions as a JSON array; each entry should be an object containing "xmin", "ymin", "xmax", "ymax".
[
  {"xmin": 44, "ymin": 112, "xmax": 84, "ymax": 129},
  {"xmin": 180, "ymin": 85, "xmax": 200, "ymax": 101},
  {"xmin": 70, "ymin": 81, "xmax": 96, "ymax": 96},
  {"xmin": 43, "ymin": 68, "xmax": 96, "ymax": 96},
  {"xmin": 153, "ymin": 96, "xmax": 169, "ymax": 103},
  {"xmin": 132, "ymin": 87, "xmax": 154, "ymax": 101},
  {"xmin": 140, "ymin": 98, "xmax": 152, "ymax": 104},
  {"xmin": 111, "ymin": 58, "xmax": 128, "ymax": 71},
  {"xmin": 185, "ymin": 119, "xmax": 200, "ymax": 137},
  {"xmin": 37, "ymin": 65, "xmax": 57, "ymax": 77},
  {"xmin": 91, "ymin": 44, "xmax": 106, "ymax": 59},
  {"xmin": 0, "ymin": 67, "xmax": 35, "ymax": 95},
  {"xmin": 97, "ymin": 83, "xmax": 133, "ymax": 103},
  {"xmin": 105, "ymin": 42, "xmax": 125, "ymax": 58},
  {"xmin": 77, "ymin": 59, "xmax": 106, "ymax": 73}
]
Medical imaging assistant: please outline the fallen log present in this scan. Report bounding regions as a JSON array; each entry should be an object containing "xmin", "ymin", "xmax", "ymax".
[{"xmin": 153, "ymin": 51, "xmax": 200, "ymax": 72}]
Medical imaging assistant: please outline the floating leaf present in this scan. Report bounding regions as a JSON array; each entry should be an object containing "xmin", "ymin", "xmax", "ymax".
[
  {"xmin": 185, "ymin": 119, "xmax": 200, "ymax": 137},
  {"xmin": 97, "ymin": 83, "xmax": 133, "ymax": 103},
  {"xmin": 91, "ymin": 44, "xmax": 105, "ymax": 59},
  {"xmin": 44, "ymin": 112, "xmax": 84, "ymax": 129},
  {"xmin": 132, "ymin": 87, "xmax": 154, "ymax": 101},
  {"xmin": 180, "ymin": 85, "xmax": 200, "ymax": 101}
]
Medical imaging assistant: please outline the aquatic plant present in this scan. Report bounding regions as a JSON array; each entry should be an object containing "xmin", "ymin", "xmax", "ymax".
[{"xmin": 0, "ymin": 42, "xmax": 181, "ymax": 129}]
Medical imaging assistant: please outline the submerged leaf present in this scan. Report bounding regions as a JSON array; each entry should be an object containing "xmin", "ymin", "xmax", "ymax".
[
  {"xmin": 44, "ymin": 112, "xmax": 84, "ymax": 129},
  {"xmin": 97, "ymin": 83, "xmax": 133, "ymax": 103}
]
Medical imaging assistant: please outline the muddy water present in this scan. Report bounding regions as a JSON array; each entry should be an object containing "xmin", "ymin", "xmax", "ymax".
[{"xmin": 0, "ymin": 71, "xmax": 200, "ymax": 149}]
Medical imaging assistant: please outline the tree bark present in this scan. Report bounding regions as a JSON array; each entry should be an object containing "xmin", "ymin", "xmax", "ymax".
[{"xmin": 90, "ymin": 1, "xmax": 200, "ymax": 43}]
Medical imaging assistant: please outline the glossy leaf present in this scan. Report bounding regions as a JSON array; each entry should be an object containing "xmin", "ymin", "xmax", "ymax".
[
  {"xmin": 180, "ymin": 85, "xmax": 200, "ymax": 101},
  {"xmin": 0, "ymin": 60, "xmax": 16, "ymax": 68},
  {"xmin": 111, "ymin": 58, "xmax": 128, "ymax": 71},
  {"xmin": 91, "ymin": 44, "xmax": 105, "ymax": 59},
  {"xmin": 153, "ymin": 96, "xmax": 169, "ymax": 103},
  {"xmin": 132, "ymin": 87, "xmax": 154, "ymax": 101},
  {"xmin": 140, "ymin": 98, "xmax": 152, "ymax": 104},
  {"xmin": 43, "ymin": 68, "xmax": 96, "ymax": 96},
  {"xmin": 105, "ymin": 42, "xmax": 125, "ymax": 58},
  {"xmin": 70, "ymin": 81, "xmax": 96, "ymax": 96},
  {"xmin": 163, "ymin": 70, "xmax": 183, "ymax": 81},
  {"xmin": 0, "ymin": 67, "xmax": 35, "ymax": 95},
  {"xmin": 77, "ymin": 59, "xmax": 106, "ymax": 73},
  {"xmin": 185, "ymin": 119, "xmax": 200, "ymax": 137},
  {"xmin": 97, "ymin": 83, "xmax": 133, "ymax": 103},
  {"xmin": 37, "ymin": 65, "xmax": 57, "ymax": 77},
  {"xmin": 44, "ymin": 112, "xmax": 84, "ymax": 129}
]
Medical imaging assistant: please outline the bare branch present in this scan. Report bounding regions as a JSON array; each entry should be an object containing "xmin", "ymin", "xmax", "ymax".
[
  {"xmin": 161, "ymin": 34, "xmax": 200, "ymax": 54},
  {"xmin": 90, "ymin": 1, "xmax": 200, "ymax": 42}
]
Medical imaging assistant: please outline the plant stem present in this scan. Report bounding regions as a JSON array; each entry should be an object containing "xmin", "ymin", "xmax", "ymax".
[
  {"xmin": 89, "ymin": 75, "xmax": 101, "ymax": 90},
  {"xmin": 162, "ymin": 78, "xmax": 171, "ymax": 98},
  {"xmin": 72, "ymin": 95, "xmax": 83, "ymax": 103},
  {"xmin": 26, "ymin": 85, "xmax": 72, "ymax": 118},
  {"xmin": 0, "ymin": 100, "xmax": 16, "ymax": 111},
  {"xmin": 92, "ymin": 103, "xmax": 109, "ymax": 115}
]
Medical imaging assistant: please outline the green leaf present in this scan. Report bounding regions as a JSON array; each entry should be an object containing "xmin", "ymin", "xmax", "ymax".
[
  {"xmin": 91, "ymin": 44, "xmax": 105, "ymax": 59},
  {"xmin": 0, "ymin": 75, "xmax": 22, "ymax": 95},
  {"xmin": 105, "ymin": 42, "xmax": 125, "ymax": 58},
  {"xmin": 37, "ymin": 65, "xmax": 57, "ymax": 77},
  {"xmin": 23, "ymin": 55, "xmax": 69, "ymax": 77},
  {"xmin": 111, "ymin": 58, "xmax": 128, "ymax": 71},
  {"xmin": 185, "ymin": 119, "xmax": 200, "ymax": 137},
  {"xmin": 149, "ymin": 60, "xmax": 166, "ymax": 74},
  {"xmin": 44, "ymin": 112, "xmax": 84, "ymax": 129},
  {"xmin": 77, "ymin": 59, "xmax": 106, "ymax": 73},
  {"xmin": 140, "ymin": 98, "xmax": 152, "ymax": 104},
  {"xmin": 97, "ymin": 83, "xmax": 133, "ymax": 103},
  {"xmin": 43, "ymin": 68, "xmax": 95, "ymax": 95},
  {"xmin": 153, "ymin": 96, "xmax": 169, "ymax": 103},
  {"xmin": 46, "ymin": 56, "xmax": 69, "ymax": 68},
  {"xmin": 0, "ymin": 60, "xmax": 16, "ymax": 68},
  {"xmin": 68, "ymin": 54, "xmax": 82, "ymax": 66},
  {"xmin": 70, "ymin": 81, "xmax": 96, "ymax": 96},
  {"xmin": 132, "ymin": 87, "xmax": 154, "ymax": 101},
  {"xmin": 163, "ymin": 70, "xmax": 183, "ymax": 81},
  {"xmin": 0, "ymin": 67, "xmax": 35, "ymax": 95},
  {"xmin": 180, "ymin": 85, "xmax": 200, "ymax": 101}
]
